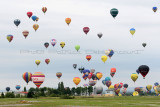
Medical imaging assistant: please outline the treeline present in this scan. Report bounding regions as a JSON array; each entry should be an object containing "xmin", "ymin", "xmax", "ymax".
[{"xmin": 0, "ymin": 82, "xmax": 93, "ymax": 98}]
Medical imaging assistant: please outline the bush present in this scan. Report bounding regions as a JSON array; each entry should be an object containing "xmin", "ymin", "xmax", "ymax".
[
  {"xmin": 50, "ymin": 94, "xmax": 59, "ymax": 97},
  {"xmin": 60, "ymin": 95, "xmax": 75, "ymax": 99},
  {"xmin": 5, "ymin": 92, "xmax": 15, "ymax": 98},
  {"xmin": 15, "ymin": 94, "xmax": 21, "ymax": 98}
]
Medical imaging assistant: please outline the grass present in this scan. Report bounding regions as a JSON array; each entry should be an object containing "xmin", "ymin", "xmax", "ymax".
[{"xmin": 0, "ymin": 96, "xmax": 160, "ymax": 107}]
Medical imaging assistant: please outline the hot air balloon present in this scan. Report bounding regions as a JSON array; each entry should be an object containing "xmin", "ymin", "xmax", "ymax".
[
  {"xmin": 122, "ymin": 88, "xmax": 127, "ymax": 95},
  {"xmin": 154, "ymin": 82, "xmax": 159, "ymax": 86},
  {"xmin": 27, "ymin": 12, "xmax": 33, "ymax": 18},
  {"xmin": 133, "ymin": 91, "xmax": 139, "ymax": 96},
  {"xmin": 146, "ymin": 85, "xmax": 152, "ymax": 91},
  {"xmin": 109, "ymin": 85, "xmax": 114, "ymax": 90},
  {"xmin": 42, "ymin": 7, "xmax": 47, "ymax": 14},
  {"xmin": 73, "ymin": 64, "xmax": 77, "ymax": 69},
  {"xmin": 82, "ymin": 74, "xmax": 88, "ymax": 80},
  {"xmin": 44, "ymin": 42, "xmax": 49, "ymax": 48},
  {"xmin": 83, "ymin": 84, "xmax": 88, "ymax": 87},
  {"xmin": 130, "ymin": 28, "xmax": 135, "ymax": 35},
  {"xmin": 97, "ymin": 33, "xmax": 103, "ymax": 38},
  {"xmin": 65, "ymin": 18, "xmax": 71, "ymax": 25},
  {"xmin": 105, "ymin": 77, "xmax": 111, "ymax": 81},
  {"xmin": 110, "ymin": 8, "xmax": 118, "ymax": 18},
  {"xmin": 33, "ymin": 24, "xmax": 39, "ymax": 31},
  {"xmin": 106, "ymin": 81, "xmax": 112, "ymax": 88},
  {"xmin": 36, "ymin": 17, "xmax": 39, "ymax": 22},
  {"xmin": 119, "ymin": 82, "xmax": 123, "ymax": 88},
  {"xmin": 153, "ymin": 7, "xmax": 157, "ymax": 13},
  {"xmin": 83, "ymin": 27, "xmax": 90, "ymax": 34},
  {"xmin": 75, "ymin": 45, "xmax": 80, "ymax": 51},
  {"xmin": 136, "ymin": 69, "xmax": 140, "ymax": 74},
  {"xmin": 138, "ymin": 65, "xmax": 149, "ymax": 79},
  {"xmin": 56, "ymin": 72, "xmax": 62, "ymax": 79},
  {"xmin": 101, "ymin": 55, "xmax": 108, "ymax": 63},
  {"xmin": 14, "ymin": 19, "xmax": 21, "ymax": 27},
  {"xmin": 88, "ymin": 73, "xmax": 93, "ymax": 80},
  {"xmin": 22, "ymin": 72, "xmax": 32, "ymax": 84},
  {"xmin": 35, "ymin": 60, "xmax": 41, "ymax": 66},
  {"xmin": 89, "ymin": 80, "xmax": 97, "ymax": 86},
  {"xmin": 78, "ymin": 67, "xmax": 85, "ymax": 73},
  {"xmin": 73, "ymin": 77, "xmax": 81, "ymax": 86},
  {"xmin": 123, "ymin": 84, "xmax": 128, "ymax": 88},
  {"xmin": 60, "ymin": 42, "xmax": 65, "ymax": 48},
  {"xmin": 86, "ymin": 55, "xmax": 92, "ymax": 61},
  {"xmin": 92, "ymin": 74, "xmax": 98, "ymax": 80},
  {"xmin": 108, "ymin": 49, "xmax": 114, "ymax": 58},
  {"xmin": 110, "ymin": 68, "xmax": 116, "ymax": 77},
  {"xmin": 82, "ymin": 69, "xmax": 90, "ymax": 75},
  {"xmin": 102, "ymin": 80, "xmax": 106, "ymax": 85},
  {"xmin": 50, "ymin": 39, "xmax": 57, "ymax": 47},
  {"xmin": 114, "ymin": 88, "xmax": 120, "ymax": 95},
  {"xmin": 96, "ymin": 72, "xmax": 103, "ymax": 80},
  {"xmin": 6, "ymin": 87, "xmax": 10, "ymax": 92},
  {"xmin": 142, "ymin": 43, "xmax": 146, "ymax": 47},
  {"xmin": 45, "ymin": 59, "xmax": 50, "ymax": 65},
  {"xmin": 22, "ymin": 30, "xmax": 29, "ymax": 39},
  {"xmin": 32, "ymin": 16, "xmax": 37, "ymax": 21},
  {"xmin": 15, "ymin": 85, "xmax": 21, "ymax": 90},
  {"xmin": 94, "ymin": 86, "xmax": 103, "ymax": 94},
  {"xmin": 7, "ymin": 35, "xmax": 13, "ymax": 42},
  {"xmin": 90, "ymin": 69, "xmax": 95, "ymax": 73},
  {"xmin": 32, "ymin": 72, "xmax": 45, "ymax": 88},
  {"xmin": 131, "ymin": 73, "xmax": 138, "ymax": 82}
]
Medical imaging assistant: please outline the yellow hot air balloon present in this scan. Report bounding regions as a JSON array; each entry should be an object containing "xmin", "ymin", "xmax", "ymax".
[
  {"xmin": 118, "ymin": 93, "xmax": 122, "ymax": 96},
  {"xmin": 146, "ymin": 85, "xmax": 152, "ymax": 91},
  {"xmin": 109, "ymin": 85, "xmax": 114, "ymax": 89},
  {"xmin": 101, "ymin": 55, "xmax": 108, "ymax": 63},
  {"xmin": 60, "ymin": 42, "xmax": 65, "ymax": 48},
  {"xmin": 65, "ymin": 18, "xmax": 71, "ymax": 25},
  {"xmin": 131, "ymin": 73, "xmax": 138, "ymax": 82},
  {"xmin": 73, "ymin": 77, "xmax": 81, "ymax": 86},
  {"xmin": 96, "ymin": 72, "xmax": 103, "ymax": 80},
  {"xmin": 35, "ymin": 60, "xmax": 41, "ymax": 66},
  {"xmin": 133, "ymin": 91, "xmax": 139, "ymax": 96},
  {"xmin": 33, "ymin": 24, "xmax": 39, "ymax": 31}
]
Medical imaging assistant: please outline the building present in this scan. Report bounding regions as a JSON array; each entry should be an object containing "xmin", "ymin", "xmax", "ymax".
[{"xmin": 103, "ymin": 89, "xmax": 115, "ymax": 97}]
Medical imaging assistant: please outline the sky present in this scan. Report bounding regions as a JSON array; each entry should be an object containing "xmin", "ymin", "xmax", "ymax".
[{"xmin": 0, "ymin": 0, "xmax": 160, "ymax": 92}]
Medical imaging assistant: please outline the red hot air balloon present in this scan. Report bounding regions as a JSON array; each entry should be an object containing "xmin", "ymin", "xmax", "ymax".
[
  {"xmin": 27, "ymin": 12, "xmax": 33, "ymax": 18},
  {"xmin": 88, "ymin": 73, "xmax": 93, "ymax": 80},
  {"xmin": 22, "ymin": 30, "xmax": 29, "ymax": 39},
  {"xmin": 32, "ymin": 72, "xmax": 45, "ymax": 88},
  {"xmin": 45, "ymin": 59, "xmax": 50, "ymax": 65},
  {"xmin": 110, "ymin": 68, "xmax": 116, "ymax": 77},
  {"xmin": 83, "ymin": 27, "xmax": 90, "ymax": 34},
  {"xmin": 138, "ymin": 65, "xmax": 150, "ymax": 79},
  {"xmin": 86, "ymin": 55, "xmax": 92, "ymax": 61}
]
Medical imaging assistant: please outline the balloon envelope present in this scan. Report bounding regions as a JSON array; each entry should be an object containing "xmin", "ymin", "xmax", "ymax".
[
  {"xmin": 138, "ymin": 65, "xmax": 149, "ymax": 79},
  {"xmin": 14, "ymin": 19, "xmax": 21, "ymax": 27},
  {"xmin": 22, "ymin": 72, "xmax": 32, "ymax": 84},
  {"xmin": 110, "ymin": 8, "xmax": 118, "ymax": 18},
  {"xmin": 32, "ymin": 72, "xmax": 45, "ymax": 88}
]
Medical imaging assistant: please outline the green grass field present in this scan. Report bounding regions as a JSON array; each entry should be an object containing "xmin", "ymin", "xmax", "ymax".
[{"xmin": 0, "ymin": 96, "xmax": 160, "ymax": 107}]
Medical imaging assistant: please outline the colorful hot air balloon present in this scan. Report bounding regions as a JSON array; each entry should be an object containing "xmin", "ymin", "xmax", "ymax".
[
  {"xmin": 35, "ymin": 60, "xmax": 41, "ymax": 66},
  {"xmin": 42, "ymin": 7, "xmax": 47, "ymax": 14},
  {"xmin": 27, "ymin": 12, "xmax": 33, "ymax": 18},
  {"xmin": 119, "ymin": 82, "xmax": 123, "ymax": 88},
  {"xmin": 22, "ymin": 72, "xmax": 32, "ymax": 84},
  {"xmin": 153, "ymin": 7, "xmax": 157, "ymax": 13},
  {"xmin": 82, "ymin": 74, "xmax": 88, "ymax": 80},
  {"xmin": 32, "ymin": 72, "xmax": 45, "ymax": 88},
  {"xmin": 50, "ymin": 39, "xmax": 57, "ymax": 47},
  {"xmin": 102, "ymin": 80, "xmax": 106, "ymax": 85},
  {"xmin": 131, "ymin": 73, "xmax": 138, "ymax": 82},
  {"xmin": 142, "ymin": 43, "xmax": 146, "ymax": 47},
  {"xmin": 89, "ymin": 80, "xmax": 97, "ymax": 86},
  {"xmin": 138, "ymin": 65, "xmax": 149, "ymax": 79},
  {"xmin": 108, "ymin": 49, "xmax": 114, "ymax": 58},
  {"xmin": 83, "ymin": 27, "xmax": 90, "ymax": 34},
  {"xmin": 109, "ymin": 85, "xmax": 114, "ymax": 90},
  {"xmin": 65, "ymin": 18, "xmax": 71, "ymax": 25},
  {"xmin": 105, "ymin": 77, "xmax": 111, "ymax": 81},
  {"xmin": 33, "ymin": 24, "xmax": 39, "ymax": 31},
  {"xmin": 22, "ymin": 30, "xmax": 29, "ymax": 39},
  {"xmin": 133, "ymin": 91, "xmax": 139, "ymax": 96},
  {"xmin": 110, "ymin": 68, "xmax": 116, "ymax": 77},
  {"xmin": 154, "ymin": 82, "xmax": 159, "ymax": 86},
  {"xmin": 106, "ymin": 81, "xmax": 112, "ymax": 88},
  {"xmin": 92, "ymin": 74, "xmax": 98, "ymax": 80},
  {"xmin": 56, "ymin": 72, "xmax": 62, "ymax": 79},
  {"xmin": 32, "ymin": 16, "xmax": 37, "ymax": 21},
  {"xmin": 45, "ymin": 59, "xmax": 50, "ymax": 65},
  {"xmin": 6, "ymin": 87, "xmax": 10, "ymax": 92},
  {"xmin": 14, "ymin": 19, "xmax": 21, "ymax": 27},
  {"xmin": 86, "ymin": 55, "xmax": 92, "ymax": 61},
  {"xmin": 90, "ymin": 69, "xmax": 95, "ymax": 73},
  {"xmin": 73, "ymin": 77, "xmax": 81, "ymax": 86},
  {"xmin": 130, "ymin": 28, "xmax": 135, "ymax": 35},
  {"xmin": 15, "ymin": 85, "xmax": 21, "ymax": 90},
  {"xmin": 96, "ymin": 72, "xmax": 103, "ymax": 80},
  {"xmin": 36, "ymin": 17, "xmax": 39, "ymax": 22},
  {"xmin": 97, "ymin": 33, "xmax": 103, "ymax": 38},
  {"xmin": 110, "ymin": 8, "xmax": 118, "ymax": 18},
  {"xmin": 60, "ymin": 42, "xmax": 65, "ymax": 48},
  {"xmin": 101, "ymin": 55, "xmax": 108, "ymax": 63},
  {"xmin": 146, "ymin": 85, "xmax": 152, "ymax": 91},
  {"xmin": 7, "ymin": 35, "xmax": 13, "ymax": 42},
  {"xmin": 88, "ymin": 73, "xmax": 93, "ymax": 80},
  {"xmin": 114, "ymin": 88, "xmax": 120, "ymax": 95},
  {"xmin": 73, "ymin": 64, "xmax": 77, "ymax": 69},
  {"xmin": 82, "ymin": 69, "xmax": 90, "ymax": 75},
  {"xmin": 44, "ymin": 42, "xmax": 49, "ymax": 48},
  {"xmin": 75, "ymin": 45, "xmax": 80, "ymax": 51},
  {"xmin": 83, "ymin": 84, "xmax": 89, "ymax": 87},
  {"xmin": 123, "ymin": 84, "xmax": 128, "ymax": 88}
]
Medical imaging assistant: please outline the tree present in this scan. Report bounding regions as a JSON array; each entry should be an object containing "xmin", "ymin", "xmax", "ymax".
[
  {"xmin": 1, "ymin": 92, "xmax": 4, "ymax": 98},
  {"xmin": 88, "ymin": 86, "xmax": 93, "ymax": 96},
  {"xmin": 85, "ymin": 87, "xmax": 88, "ymax": 96},
  {"xmin": 76, "ymin": 87, "xmax": 82, "ymax": 96},
  {"xmin": 24, "ymin": 87, "xmax": 26, "ymax": 92},
  {"xmin": 82, "ymin": 87, "xmax": 85, "ymax": 96},
  {"xmin": 71, "ymin": 87, "xmax": 76, "ymax": 96},
  {"xmin": 5, "ymin": 92, "xmax": 15, "ymax": 98}
]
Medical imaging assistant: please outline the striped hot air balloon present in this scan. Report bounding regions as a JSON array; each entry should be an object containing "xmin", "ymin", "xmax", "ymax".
[
  {"xmin": 56, "ymin": 72, "xmax": 62, "ymax": 79},
  {"xmin": 42, "ymin": 7, "xmax": 47, "ymax": 14},
  {"xmin": 15, "ymin": 85, "xmax": 21, "ymax": 90},
  {"xmin": 22, "ymin": 30, "xmax": 29, "ymax": 39},
  {"xmin": 22, "ymin": 72, "xmax": 32, "ymax": 84},
  {"xmin": 86, "ymin": 55, "xmax": 92, "ymax": 61},
  {"xmin": 7, "ymin": 35, "xmax": 13, "ymax": 42},
  {"xmin": 32, "ymin": 72, "xmax": 45, "ymax": 88}
]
